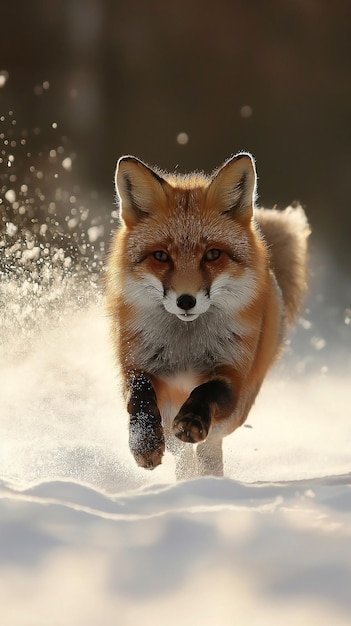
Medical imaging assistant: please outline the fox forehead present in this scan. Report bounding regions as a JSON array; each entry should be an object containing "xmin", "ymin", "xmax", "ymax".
[{"xmin": 126, "ymin": 187, "xmax": 253, "ymax": 258}]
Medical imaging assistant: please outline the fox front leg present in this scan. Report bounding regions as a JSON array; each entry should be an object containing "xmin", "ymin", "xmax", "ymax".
[
  {"xmin": 172, "ymin": 379, "xmax": 234, "ymax": 444},
  {"xmin": 127, "ymin": 372, "xmax": 165, "ymax": 470}
]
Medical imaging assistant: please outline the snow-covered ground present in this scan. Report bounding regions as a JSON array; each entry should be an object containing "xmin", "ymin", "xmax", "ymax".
[{"xmin": 1, "ymin": 271, "xmax": 351, "ymax": 625}]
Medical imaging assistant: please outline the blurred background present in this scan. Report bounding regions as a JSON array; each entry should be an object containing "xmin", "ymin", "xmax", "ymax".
[{"xmin": 0, "ymin": 0, "xmax": 350, "ymax": 368}]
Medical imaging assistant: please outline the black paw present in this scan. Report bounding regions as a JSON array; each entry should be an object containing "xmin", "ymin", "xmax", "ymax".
[
  {"xmin": 172, "ymin": 413, "xmax": 209, "ymax": 443},
  {"xmin": 129, "ymin": 418, "xmax": 165, "ymax": 470}
]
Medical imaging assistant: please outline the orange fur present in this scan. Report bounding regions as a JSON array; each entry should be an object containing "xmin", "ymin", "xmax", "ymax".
[{"xmin": 106, "ymin": 153, "xmax": 310, "ymax": 477}]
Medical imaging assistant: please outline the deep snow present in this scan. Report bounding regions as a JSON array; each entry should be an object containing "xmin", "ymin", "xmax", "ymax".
[{"xmin": 1, "ymin": 270, "xmax": 351, "ymax": 625}]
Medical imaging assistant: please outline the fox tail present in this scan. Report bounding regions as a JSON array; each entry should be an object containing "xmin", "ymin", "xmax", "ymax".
[{"xmin": 255, "ymin": 204, "xmax": 311, "ymax": 326}]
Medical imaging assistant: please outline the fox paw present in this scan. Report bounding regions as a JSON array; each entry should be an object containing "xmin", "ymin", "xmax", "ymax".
[
  {"xmin": 172, "ymin": 413, "xmax": 209, "ymax": 444},
  {"xmin": 132, "ymin": 445, "xmax": 165, "ymax": 470},
  {"xmin": 129, "ymin": 421, "xmax": 165, "ymax": 470}
]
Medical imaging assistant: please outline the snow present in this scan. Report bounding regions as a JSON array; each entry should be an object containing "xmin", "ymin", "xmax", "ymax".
[
  {"xmin": 87, "ymin": 224, "xmax": 104, "ymax": 243},
  {"xmin": 1, "ymin": 274, "xmax": 351, "ymax": 625},
  {"xmin": 62, "ymin": 156, "xmax": 72, "ymax": 171},
  {"xmin": 5, "ymin": 221, "xmax": 18, "ymax": 236},
  {"xmin": 4, "ymin": 188, "xmax": 16, "ymax": 203}
]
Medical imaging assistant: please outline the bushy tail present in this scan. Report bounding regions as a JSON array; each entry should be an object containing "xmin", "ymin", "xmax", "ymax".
[{"xmin": 255, "ymin": 204, "xmax": 311, "ymax": 326}]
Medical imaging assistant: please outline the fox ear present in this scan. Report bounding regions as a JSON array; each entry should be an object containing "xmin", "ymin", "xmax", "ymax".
[
  {"xmin": 207, "ymin": 152, "xmax": 257, "ymax": 221},
  {"xmin": 115, "ymin": 156, "xmax": 169, "ymax": 226}
]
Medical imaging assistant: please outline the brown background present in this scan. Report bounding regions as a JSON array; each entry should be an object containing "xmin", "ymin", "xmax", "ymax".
[{"xmin": 1, "ymin": 0, "xmax": 350, "ymax": 274}]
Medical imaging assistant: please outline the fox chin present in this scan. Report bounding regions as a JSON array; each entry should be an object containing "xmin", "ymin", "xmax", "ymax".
[{"xmin": 106, "ymin": 152, "xmax": 310, "ymax": 479}]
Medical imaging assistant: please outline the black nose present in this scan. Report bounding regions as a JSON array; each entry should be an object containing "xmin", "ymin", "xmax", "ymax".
[{"xmin": 176, "ymin": 294, "xmax": 196, "ymax": 311}]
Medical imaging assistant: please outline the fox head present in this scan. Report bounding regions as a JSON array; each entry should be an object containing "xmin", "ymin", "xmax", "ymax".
[{"xmin": 114, "ymin": 153, "xmax": 266, "ymax": 323}]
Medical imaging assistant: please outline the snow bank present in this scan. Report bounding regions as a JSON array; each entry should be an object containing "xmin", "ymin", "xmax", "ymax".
[{"xmin": 1, "ymin": 474, "xmax": 351, "ymax": 626}]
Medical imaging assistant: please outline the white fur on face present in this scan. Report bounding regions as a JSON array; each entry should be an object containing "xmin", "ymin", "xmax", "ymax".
[
  {"xmin": 124, "ymin": 270, "xmax": 258, "ymax": 323},
  {"xmin": 121, "ymin": 270, "xmax": 258, "ymax": 375},
  {"xmin": 123, "ymin": 273, "xmax": 164, "ymax": 309},
  {"xmin": 209, "ymin": 270, "xmax": 258, "ymax": 313}
]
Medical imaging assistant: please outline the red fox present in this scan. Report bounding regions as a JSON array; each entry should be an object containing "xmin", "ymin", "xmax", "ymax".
[{"xmin": 106, "ymin": 152, "xmax": 310, "ymax": 478}]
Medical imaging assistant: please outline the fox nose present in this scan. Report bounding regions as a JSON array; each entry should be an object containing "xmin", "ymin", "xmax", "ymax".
[{"xmin": 176, "ymin": 294, "xmax": 196, "ymax": 311}]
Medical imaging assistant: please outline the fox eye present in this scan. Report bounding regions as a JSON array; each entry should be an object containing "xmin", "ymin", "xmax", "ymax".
[
  {"xmin": 204, "ymin": 249, "xmax": 221, "ymax": 262},
  {"xmin": 153, "ymin": 250, "xmax": 169, "ymax": 262}
]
